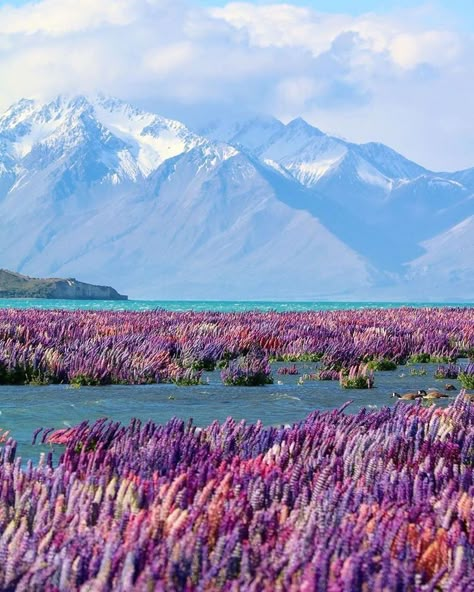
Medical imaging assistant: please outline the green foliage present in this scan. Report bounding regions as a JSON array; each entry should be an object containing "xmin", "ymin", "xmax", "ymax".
[
  {"xmin": 410, "ymin": 368, "xmax": 427, "ymax": 376},
  {"xmin": 190, "ymin": 358, "xmax": 216, "ymax": 372},
  {"xmin": 181, "ymin": 352, "xmax": 216, "ymax": 372},
  {"xmin": 407, "ymin": 353, "xmax": 431, "ymax": 364},
  {"xmin": 459, "ymin": 373, "xmax": 474, "ymax": 389},
  {"xmin": 171, "ymin": 376, "xmax": 202, "ymax": 386},
  {"xmin": 406, "ymin": 354, "xmax": 453, "ymax": 365},
  {"xmin": 288, "ymin": 353, "xmax": 322, "ymax": 362},
  {"xmin": 27, "ymin": 372, "xmax": 54, "ymax": 386},
  {"xmin": 70, "ymin": 374, "xmax": 101, "ymax": 387},
  {"xmin": 429, "ymin": 355, "xmax": 454, "ymax": 364},
  {"xmin": 456, "ymin": 347, "xmax": 474, "ymax": 360},
  {"xmin": 366, "ymin": 359, "xmax": 397, "ymax": 371},
  {"xmin": 222, "ymin": 373, "xmax": 273, "ymax": 387},
  {"xmin": 74, "ymin": 439, "xmax": 98, "ymax": 453},
  {"xmin": 340, "ymin": 376, "xmax": 373, "ymax": 389},
  {"xmin": 0, "ymin": 363, "xmax": 28, "ymax": 385},
  {"xmin": 0, "ymin": 363, "xmax": 58, "ymax": 385}
]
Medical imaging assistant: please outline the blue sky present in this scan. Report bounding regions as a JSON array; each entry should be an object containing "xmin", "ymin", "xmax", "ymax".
[{"xmin": 0, "ymin": 0, "xmax": 472, "ymax": 170}]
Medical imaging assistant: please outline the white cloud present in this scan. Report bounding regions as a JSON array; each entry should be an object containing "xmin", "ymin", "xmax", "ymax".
[
  {"xmin": 0, "ymin": 0, "xmax": 156, "ymax": 35},
  {"xmin": 275, "ymin": 77, "xmax": 319, "ymax": 112},
  {"xmin": 0, "ymin": 0, "xmax": 472, "ymax": 170},
  {"xmin": 389, "ymin": 31, "xmax": 462, "ymax": 68},
  {"xmin": 211, "ymin": 3, "xmax": 463, "ymax": 69}
]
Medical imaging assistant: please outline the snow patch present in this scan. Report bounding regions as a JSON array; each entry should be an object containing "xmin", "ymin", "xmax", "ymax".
[
  {"xmin": 11, "ymin": 118, "xmax": 59, "ymax": 158},
  {"xmin": 93, "ymin": 102, "xmax": 197, "ymax": 176},
  {"xmin": 294, "ymin": 158, "xmax": 339, "ymax": 182},
  {"xmin": 356, "ymin": 160, "xmax": 392, "ymax": 191}
]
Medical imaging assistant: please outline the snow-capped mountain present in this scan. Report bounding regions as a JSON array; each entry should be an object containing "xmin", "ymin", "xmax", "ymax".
[
  {"xmin": 0, "ymin": 95, "xmax": 204, "ymax": 185},
  {"xmin": 197, "ymin": 114, "xmax": 474, "ymax": 284},
  {"xmin": 198, "ymin": 115, "xmax": 427, "ymax": 188},
  {"xmin": 0, "ymin": 96, "xmax": 375, "ymax": 299},
  {"xmin": 0, "ymin": 95, "xmax": 472, "ymax": 300}
]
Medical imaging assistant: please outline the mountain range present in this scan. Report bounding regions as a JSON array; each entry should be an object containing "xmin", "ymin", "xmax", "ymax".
[{"xmin": 0, "ymin": 95, "xmax": 472, "ymax": 300}]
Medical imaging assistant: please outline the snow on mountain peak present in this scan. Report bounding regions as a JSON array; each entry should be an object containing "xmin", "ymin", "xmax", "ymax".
[
  {"xmin": 0, "ymin": 98, "xmax": 36, "ymax": 130},
  {"xmin": 195, "ymin": 113, "xmax": 429, "ymax": 191},
  {"xmin": 0, "ymin": 95, "xmax": 97, "ymax": 160},
  {"xmin": 0, "ymin": 94, "xmax": 208, "ymax": 179},
  {"xmin": 90, "ymin": 96, "xmax": 204, "ymax": 176},
  {"xmin": 0, "ymin": 95, "xmax": 472, "ymax": 299}
]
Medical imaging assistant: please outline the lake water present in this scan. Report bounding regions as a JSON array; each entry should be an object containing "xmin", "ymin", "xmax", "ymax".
[
  {"xmin": 0, "ymin": 360, "xmax": 460, "ymax": 463},
  {"xmin": 0, "ymin": 298, "xmax": 473, "ymax": 312},
  {"xmin": 0, "ymin": 299, "xmax": 469, "ymax": 463}
]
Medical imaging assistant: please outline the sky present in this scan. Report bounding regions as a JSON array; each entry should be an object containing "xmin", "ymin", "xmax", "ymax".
[{"xmin": 0, "ymin": 0, "xmax": 473, "ymax": 171}]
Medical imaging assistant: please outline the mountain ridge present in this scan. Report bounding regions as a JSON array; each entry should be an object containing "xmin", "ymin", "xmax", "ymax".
[{"xmin": 0, "ymin": 94, "xmax": 472, "ymax": 300}]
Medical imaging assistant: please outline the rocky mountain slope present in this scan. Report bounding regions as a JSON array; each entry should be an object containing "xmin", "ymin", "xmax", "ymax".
[
  {"xmin": 199, "ymin": 115, "xmax": 473, "ymax": 275},
  {"xmin": 0, "ymin": 95, "xmax": 472, "ymax": 300},
  {"xmin": 0, "ymin": 269, "xmax": 127, "ymax": 300}
]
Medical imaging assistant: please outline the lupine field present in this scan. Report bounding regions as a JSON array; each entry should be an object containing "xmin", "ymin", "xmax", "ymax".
[
  {"xmin": 1, "ymin": 307, "xmax": 474, "ymax": 590},
  {"xmin": 0, "ymin": 394, "xmax": 472, "ymax": 590},
  {"xmin": 0, "ymin": 307, "xmax": 473, "ymax": 386}
]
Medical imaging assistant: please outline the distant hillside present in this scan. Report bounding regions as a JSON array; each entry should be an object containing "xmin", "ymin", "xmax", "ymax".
[{"xmin": 0, "ymin": 270, "xmax": 128, "ymax": 300}]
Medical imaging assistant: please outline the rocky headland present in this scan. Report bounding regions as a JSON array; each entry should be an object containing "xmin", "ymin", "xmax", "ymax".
[{"xmin": 0, "ymin": 270, "xmax": 128, "ymax": 300}]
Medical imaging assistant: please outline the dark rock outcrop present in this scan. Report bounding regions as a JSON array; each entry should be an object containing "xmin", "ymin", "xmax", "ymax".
[{"xmin": 0, "ymin": 270, "xmax": 128, "ymax": 300}]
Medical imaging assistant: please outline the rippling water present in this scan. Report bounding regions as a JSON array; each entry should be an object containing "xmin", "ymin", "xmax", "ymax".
[
  {"xmin": 0, "ymin": 361, "xmax": 459, "ymax": 463},
  {"xmin": 1, "ymin": 300, "xmax": 469, "ymax": 463},
  {"xmin": 0, "ymin": 298, "xmax": 473, "ymax": 312}
]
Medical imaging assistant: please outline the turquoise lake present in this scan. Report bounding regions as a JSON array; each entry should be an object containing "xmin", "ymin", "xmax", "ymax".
[
  {"xmin": 0, "ymin": 298, "xmax": 474, "ymax": 312},
  {"xmin": 0, "ymin": 299, "xmax": 470, "ymax": 463},
  {"xmin": 0, "ymin": 298, "xmax": 473, "ymax": 312}
]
